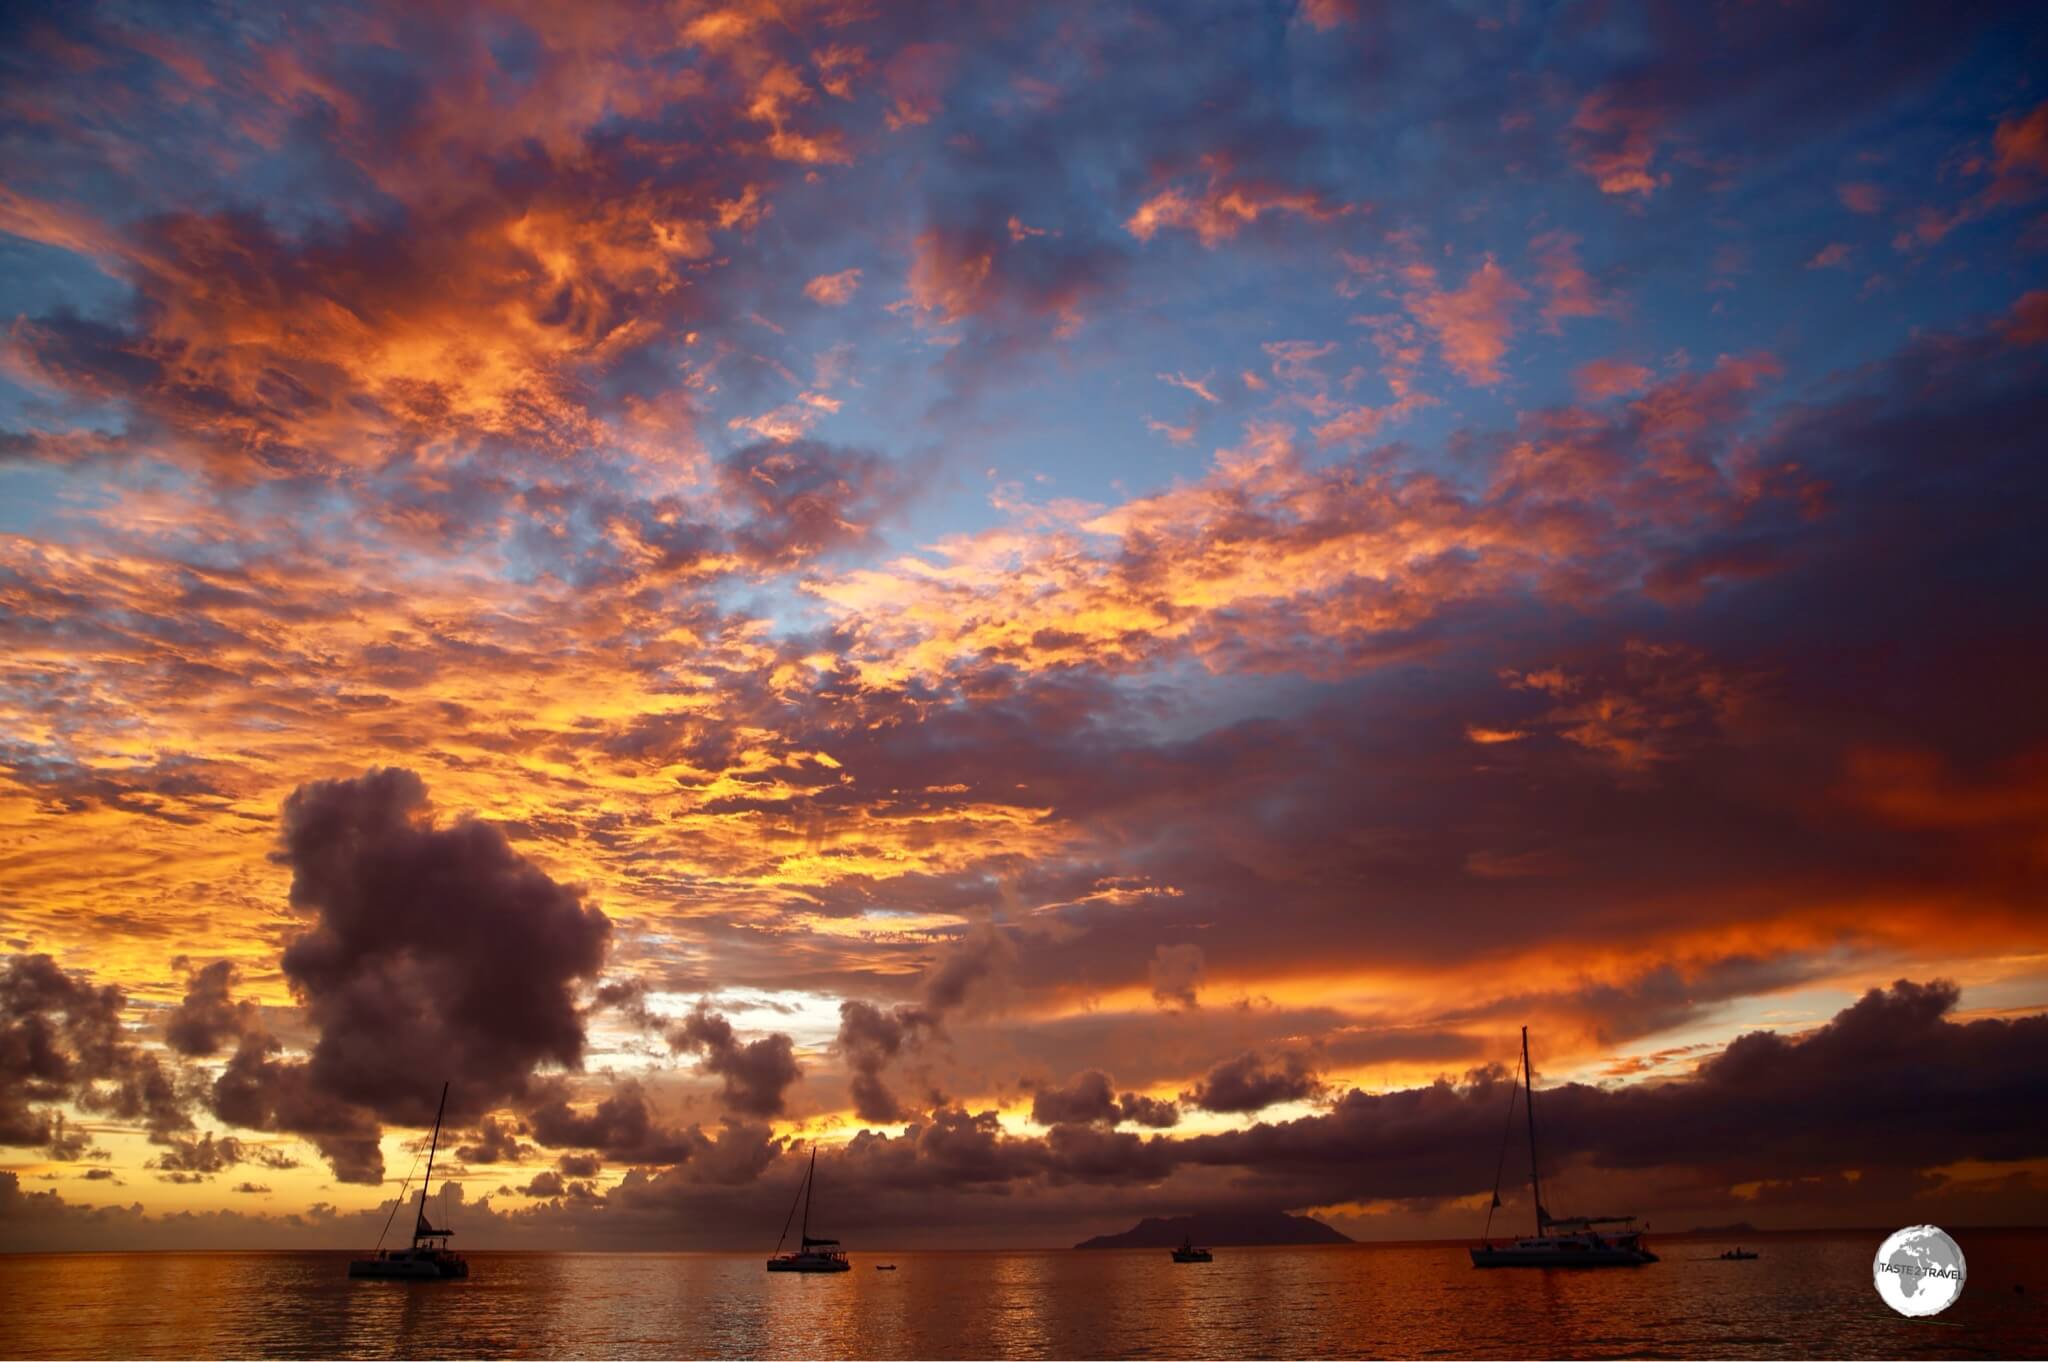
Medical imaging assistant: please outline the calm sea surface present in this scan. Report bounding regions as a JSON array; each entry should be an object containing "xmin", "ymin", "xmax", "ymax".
[{"xmin": 2, "ymin": 1232, "xmax": 2043, "ymax": 1359}]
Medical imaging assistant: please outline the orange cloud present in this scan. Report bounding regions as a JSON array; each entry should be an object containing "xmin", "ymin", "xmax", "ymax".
[
  {"xmin": 1126, "ymin": 155, "xmax": 1348, "ymax": 247},
  {"xmin": 904, "ymin": 231, "xmax": 994, "ymax": 325}
]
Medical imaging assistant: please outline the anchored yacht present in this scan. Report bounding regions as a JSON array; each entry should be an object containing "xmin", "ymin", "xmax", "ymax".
[
  {"xmin": 349, "ymin": 1081, "xmax": 469, "ymax": 1280},
  {"xmin": 1470, "ymin": 1027, "xmax": 1657, "ymax": 1269},
  {"xmin": 766, "ymin": 1143, "xmax": 852, "ymax": 1272}
]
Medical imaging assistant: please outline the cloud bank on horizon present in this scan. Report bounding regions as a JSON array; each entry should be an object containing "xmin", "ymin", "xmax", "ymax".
[{"xmin": 2, "ymin": 0, "xmax": 2046, "ymax": 1248}]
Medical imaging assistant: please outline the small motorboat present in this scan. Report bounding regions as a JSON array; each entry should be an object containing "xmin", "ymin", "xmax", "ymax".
[
  {"xmin": 1720, "ymin": 1248, "xmax": 1759, "ymax": 1260},
  {"xmin": 875, "ymin": 1264, "xmax": 897, "ymax": 1271},
  {"xmin": 1170, "ymin": 1236, "xmax": 1213, "ymax": 1263}
]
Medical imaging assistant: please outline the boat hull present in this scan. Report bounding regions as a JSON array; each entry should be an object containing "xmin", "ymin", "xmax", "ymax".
[
  {"xmin": 1170, "ymin": 1250, "xmax": 1213, "ymax": 1263},
  {"xmin": 766, "ymin": 1256, "xmax": 851, "ymax": 1273},
  {"xmin": 1470, "ymin": 1244, "xmax": 1656, "ymax": 1268},
  {"xmin": 349, "ymin": 1254, "xmax": 468, "ymax": 1280}
]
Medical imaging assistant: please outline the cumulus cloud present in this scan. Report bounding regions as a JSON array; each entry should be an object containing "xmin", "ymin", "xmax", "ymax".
[
  {"xmin": 668, "ymin": 1005, "xmax": 804, "ymax": 1118},
  {"xmin": 195, "ymin": 769, "xmax": 611, "ymax": 1181},
  {"xmin": 1185, "ymin": 1051, "xmax": 1325, "ymax": 1114},
  {"xmin": 527, "ymin": 1080, "xmax": 703, "ymax": 1165},
  {"xmin": 1031, "ymin": 1070, "xmax": 1182, "ymax": 1130},
  {"xmin": 1, "ymin": 954, "xmax": 189, "ymax": 1153},
  {"xmin": 276, "ymin": 768, "xmax": 612, "ymax": 1125},
  {"xmin": 164, "ymin": 958, "xmax": 258, "ymax": 1057}
]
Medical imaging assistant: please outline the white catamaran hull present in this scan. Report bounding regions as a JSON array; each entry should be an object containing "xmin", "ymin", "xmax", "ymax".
[
  {"xmin": 766, "ymin": 1254, "xmax": 851, "ymax": 1272},
  {"xmin": 1471, "ymin": 1239, "xmax": 1657, "ymax": 1267},
  {"xmin": 349, "ymin": 1251, "xmax": 469, "ymax": 1280},
  {"xmin": 1470, "ymin": 1028, "xmax": 1658, "ymax": 1271}
]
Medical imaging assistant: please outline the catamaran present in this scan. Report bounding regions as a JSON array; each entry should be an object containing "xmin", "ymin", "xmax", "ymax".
[
  {"xmin": 766, "ymin": 1143, "xmax": 851, "ymax": 1272},
  {"xmin": 1470, "ymin": 1027, "xmax": 1657, "ymax": 1268},
  {"xmin": 348, "ymin": 1081, "xmax": 469, "ymax": 1280}
]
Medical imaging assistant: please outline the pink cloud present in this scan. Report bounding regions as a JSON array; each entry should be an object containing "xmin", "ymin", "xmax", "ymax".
[
  {"xmin": 1569, "ymin": 91, "xmax": 1667, "ymax": 198},
  {"xmin": 1806, "ymin": 243, "xmax": 1853, "ymax": 270},
  {"xmin": 1127, "ymin": 155, "xmax": 1348, "ymax": 248},
  {"xmin": 1999, "ymin": 290, "xmax": 2048, "ymax": 347},
  {"xmin": 1531, "ymin": 230, "xmax": 1617, "ymax": 329},
  {"xmin": 1406, "ymin": 258, "xmax": 1528, "ymax": 386},
  {"xmin": 1296, "ymin": 0, "xmax": 1360, "ymax": 29},
  {"xmin": 905, "ymin": 232, "xmax": 994, "ymax": 324},
  {"xmin": 803, "ymin": 268, "xmax": 863, "ymax": 305},
  {"xmin": 1837, "ymin": 182, "xmax": 1884, "ymax": 215},
  {"xmin": 1573, "ymin": 358, "xmax": 1653, "ymax": 402},
  {"xmin": 1986, "ymin": 99, "xmax": 2048, "ymax": 205}
]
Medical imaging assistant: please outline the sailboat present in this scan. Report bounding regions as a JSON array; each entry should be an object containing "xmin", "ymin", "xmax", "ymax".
[
  {"xmin": 766, "ymin": 1143, "xmax": 851, "ymax": 1272},
  {"xmin": 1470, "ymin": 1027, "xmax": 1657, "ymax": 1268},
  {"xmin": 348, "ymin": 1081, "xmax": 470, "ymax": 1280}
]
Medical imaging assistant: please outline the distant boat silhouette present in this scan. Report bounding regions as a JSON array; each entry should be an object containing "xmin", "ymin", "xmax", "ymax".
[
  {"xmin": 349, "ymin": 1081, "xmax": 469, "ymax": 1280},
  {"xmin": 1170, "ymin": 1235, "xmax": 1213, "ymax": 1263},
  {"xmin": 1470, "ymin": 1028, "xmax": 1657, "ymax": 1268},
  {"xmin": 766, "ymin": 1143, "xmax": 851, "ymax": 1272},
  {"xmin": 1720, "ymin": 1248, "xmax": 1759, "ymax": 1260}
]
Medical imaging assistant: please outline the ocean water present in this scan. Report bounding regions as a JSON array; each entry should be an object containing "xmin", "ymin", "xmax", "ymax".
[{"xmin": 1, "ymin": 1232, "xmax": 2042, "ymax": 1359}]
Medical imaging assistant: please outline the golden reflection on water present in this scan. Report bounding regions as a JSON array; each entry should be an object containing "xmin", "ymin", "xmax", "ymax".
[{"xmin": 1, "ymin": 1235, "xmax": 2043, "ymax": 1359}]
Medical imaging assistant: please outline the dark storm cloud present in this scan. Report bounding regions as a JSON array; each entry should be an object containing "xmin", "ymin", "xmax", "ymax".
[
  {"xmin": 519, "ymin": 1170, "xmax": 566, "ymax": 1198},
  {"xmin": 526, "ymin": 1079, "xmax": 702, "ymax": 1166},
  {"xmin": 1029, "ymin": 1069, "xmax": 1118, "ymax": 1126},
  {"xmin": 1028, "ymin": 1070, "xmax": 1181, "ymax": 1130},
  {"xmin": 7, "ymin": 983, "xmax": 2046, "ymax": 1251},
  {"xmin": 150, "ymin": 1135, "xmax": 230, "ymax": 1174},
  {"xmin": 163, "ymin": 957, "xmax": 258, "ymax": 1057},
  {"xmin": 668, "ymin": 1005, "xmax": 804, "ymax": 1119},
  {"xmin": 1185, "ymin": 1051, "xmax": 1324, "ymax": 1114},
  {"xmin": 275, "ymin": 767, "xmax": 612, "ymax": 1127},
  {"xmin": 1115, "ymin": 1092, "xmax": 1181, "ymax": 1129},
  {"xmin": 209, "ymin": 1033, "xmax": 385, "ymax": 1184},
  {"xmin": 455, "ymin": 1116, "xmax": 534, "ymax": 1165},
  {"xmin": 834, "ymin": 1000, "xmax": 932, "ymax": 1124},
  {"xmin": 0, "ymin": 954, "xmax": 189, "ymax": 1152},
  {"xmin": 830, "ymin": 927, "xmax": 1012, "ymax": 1121}
]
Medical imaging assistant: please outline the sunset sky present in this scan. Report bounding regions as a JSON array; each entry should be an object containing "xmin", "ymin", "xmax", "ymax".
[{"xmin": 3, "ymin": 0, "xmax": 2047, "ymax": 1253}]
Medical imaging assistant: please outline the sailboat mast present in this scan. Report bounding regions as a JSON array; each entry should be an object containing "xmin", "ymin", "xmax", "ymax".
[
  {"xmin": 416, "ymin": 1080, "xmax": 449, "ymax": 1238},
  {"xmin": 1521, "ymin": 1027, "xmax": 1544, "ymax": 1236},
  {"xmin": 800, "ymin": 1143, "xmax": 816, "ymax": 1242}
]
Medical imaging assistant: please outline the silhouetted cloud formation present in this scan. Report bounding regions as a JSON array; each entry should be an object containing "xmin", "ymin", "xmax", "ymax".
[
  {"xmin": 164, "ymin": 958, "xmax": 257, "ymax": 1057},
  {"xmin": 1186, "ymin": 1051, "xmax": 1324, "ymax": 1113},
  {"xmin": 194, "ymin": 769, "xmax": 615, "ymax": 1181},
  {"xmin": 668, "ymin": 1005, "xmax": 803, "ymax": 1118},
  {"xmin": 277, "ymin": 768, "xmax": 613, "ymax": 1125},
  {"xmin": 1, "ymin": 954, "xmax": 188, "ymax": 1154}
]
